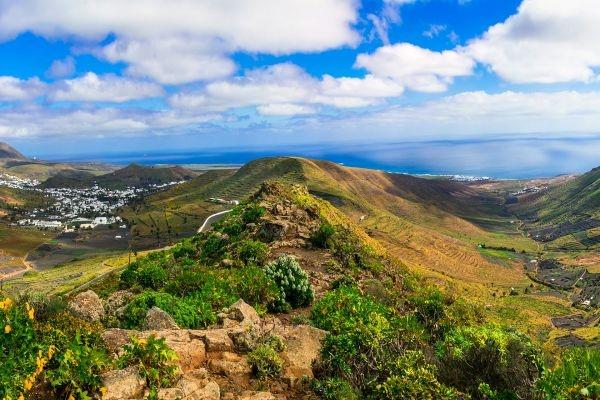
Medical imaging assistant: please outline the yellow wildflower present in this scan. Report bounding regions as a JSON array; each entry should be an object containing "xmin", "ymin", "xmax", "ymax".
[
  {"xmin": 18, "ymin": 395, "xmax": 25, "ymax": 400},
  {"xmin": 23, "ymin": 377, "xmax": 34, "ymax": 391},
  {"xmin": 0, "ymin": 298, "xmax": 13, "ymax": 310},
  {"xmin": 68, "ymin": 395, "xmax": 75, "ymax": 400},
  {"xmin": 47, "ymin": 345, "xmax": 56, "ymax": 359},
  {"xmin": 26, "ymin": 303, "xmax": 35, "ymax": 320},
  {"xmin": 100, "ymin": 386, "xmax": 108, "ymax": 398},
  {"xmin": 4, "ymin": 324, "xmax": 11, "ymax": 333}
]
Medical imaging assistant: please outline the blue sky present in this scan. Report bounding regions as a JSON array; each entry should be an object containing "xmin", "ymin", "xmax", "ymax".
[{"xmin": 0, "ymin": 0, "xmax": 599, "ymax": 175}]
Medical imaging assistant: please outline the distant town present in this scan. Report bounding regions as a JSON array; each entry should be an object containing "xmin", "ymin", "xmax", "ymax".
[{"xmin": 0, "ymin": 172, "xmax": 186, "ymax": 232}]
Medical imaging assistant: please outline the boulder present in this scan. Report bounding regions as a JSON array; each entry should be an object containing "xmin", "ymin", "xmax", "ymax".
[
  {"xmin": 219, "ymin": 299, "xmax": 260, "ymax": 329},
  {"xmin": 277, "ymin": 325, "xmax": 327, "ymax": 383},
  {"xmin": 101, "ymin": 366, "xmax": 146, "ymax": 400},
  {"xmin": 239, "ymin": 392, "xmax": 276, "ymax": 400},
  {"xmin": 103, "ymin": 329, "xmax": 206, "ymax": 372},
  {"xmin": 202, "ymin": 328, "xmax": 235, "ymax": 353},
  {"xmin": 102, "ymin": 328, "xmax": 135, "ymax": 353},
  {"xmin": 141, "ymin": 330, "xmax": 207, "ymax": 372},
  {"xmin": 106, "ymin": 290, "xmax": 134, "ymax": 316},
  {"xmin": 157, "ymin": 372, "xmax": 220, "ymax": 400},
  {"xmin": 68, "ymin": 290, "xmax": 105, "ymax": 321},
  {"xmin": 145, "ymin": 307, "xmax": 180, "ymax": 330}
]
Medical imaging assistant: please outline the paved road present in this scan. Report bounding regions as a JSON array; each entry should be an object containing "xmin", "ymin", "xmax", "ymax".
[
  {"xmin": 2, "ymin": 209, "xmax": 235, "ymax": 289},
  {"xmin": 198, "ymin": 209, "xmax": 233, "ymax": 233}
]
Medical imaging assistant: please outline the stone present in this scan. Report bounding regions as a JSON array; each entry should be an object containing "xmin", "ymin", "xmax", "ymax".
[
  {"xmin": 106, "ymin": 290, "xmax": 134, "ymax": 317},
  {"xmin": 101, "ymin": 366, "xmax": 146, "ymax": 400},
  {"xmin": 239, "ymin": 392, "xmax": 276, "ymax": 400},
  {"xmin": 157, "ymin": 380, "xmax": 220, "ymax": 400},
  {"xmin": 68, "ymin": 290, "xmax": 105, "ymax": 321},
  {"xmin": 145, "ymin": 307, "xmax": 180, "ymax": 330},
  {"xmin": 141, "ymin": 330, "xmax": 206, "ymax": 372},
  {"xmin": 202, "ymin": 328, "xmax": 234, "ymax": 352},
  {"xmin": 208, "ymin": 357, "xmax": 252, "ymax": 379},
  {"xmin": 277, "ymin": 325, "xmax": 327, "ymax": 383},
  {"xmin": 227, "ymin": 299, "xmax": 261, "ymax": 327},
  {"xmin": 102, "ymin": 328, "xmax": 135, "ymax": 353}
]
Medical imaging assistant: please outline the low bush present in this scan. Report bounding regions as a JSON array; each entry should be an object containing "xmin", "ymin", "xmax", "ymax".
[
  {"xmin": 136, "ymin": 264, "xmax": 168, "ymax": 290},
  {"xmin": 312, "ymin": 378, "xmax": 359, "ymax": 400},
  {"xmin": 311, "ymin": 222, "xmax": 336, "ymax": 248},
  {"xmin": 537, "ymin": 347, "xmax": 599, "ymax": 399},
  {"xmin": 265, "ymin": 255, "xmax": 314, "ymax": 312},
  {"xmin": 122, "ymin": 291, "xmax": 214, "ymax": 328},
  {"xmin": 242, "ymin": 203, "xmax": 265, "ymax": 224},
  {"xmin": 247, "ymin": 343, "xmax": 283, "ymax": 379},
  {"xmin": 236, "ymin": 239, "xmax": 269, "ymax": 266},
  {"xmin": 118, "ymin": 335, "xmax": 178, "ymax": 398},
  {"xmin": 312, "ymin": 287, "xmax": 425, "ymax": 396},
  {"xmin": 374, "ymin": 350, "xmax": 460, "ymax": 400},
  {"xmin": 45, "ymin": 333, "xmax": 110, "ymax": 399},
  {"xmin": 0, "ymin": 298, "xmax": 48, "ymax": 399},
  {"xmin": 436, "ymin": 324, "xmax": 543, "ymax": 399}
]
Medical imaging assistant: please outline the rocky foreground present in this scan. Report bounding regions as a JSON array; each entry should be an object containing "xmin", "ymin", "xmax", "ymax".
[{"xmin": 69, "ymin": 290, "xmax": 325, "ymax": 400}]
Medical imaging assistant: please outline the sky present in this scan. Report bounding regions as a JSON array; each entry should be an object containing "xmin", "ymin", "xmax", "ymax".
[{"xmin": 0, "ymin": 0, "xmax": 599, "ymax": 175}]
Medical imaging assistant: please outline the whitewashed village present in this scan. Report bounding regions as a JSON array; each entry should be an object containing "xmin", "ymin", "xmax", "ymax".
[{"xmin": 0, "ymin": 172, "xmax": 185, "ymax": 233}]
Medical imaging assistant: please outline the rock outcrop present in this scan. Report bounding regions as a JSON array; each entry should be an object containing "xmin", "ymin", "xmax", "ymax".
[
  {"xmin": 101, "ymin": 366, "xmax": 146, "ymax": 400},
  {"xmin": 145, "ymin": 306, "xmax": 180, "ymax": 330},
  {"xmin": 101, "ymin": 299, "xmax": 326, "ymax": 399},
  {"xmin": 68, "ymin": 290, "xmax": 105, "ymax": 321}
]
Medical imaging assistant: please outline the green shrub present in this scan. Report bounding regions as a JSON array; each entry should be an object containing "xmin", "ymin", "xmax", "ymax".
[
  {"xmin": 136, "ymin": 264, "xmax": 168, "ymax": 290},
  {"xmin": 164, "ymin": 268, "xmax": 208, "ymax": 297},
  {"xmin": 120, "ymin": 261, "xmax": 141, "ymax": 287},
  {"xmin": 436, "ymin": 324, "xmax": 543, "ymax": 399},
  {"xmin": 374, "ymin": 350, "xmax": 460, "ymax": 400},
  {"xmin": 45, "ymin": 333, "xmax": 110, "ymax": 399},
  {"xmin": 311, "ymin": 222, "xmax": 336, "ymax": 248},
  {"xmin": 312, "ymin": 287, "xmax": 425, "ymax": 395},
  {"xmin": 408, "ymin": 286, "xmax": 448, "ymax": 334},
  {"xmin": 123, "ymin": 291, "xmax": 214, "ymax": 329},
  {"xmin": 199, "ymin": 232, "xmax": 229, "ymax": 264},
  {"xmin": 242, "ymin": 203, "xmax": 265, "ymax": 224},
  {"xmin": 537, "ymin": 348, "xmax": 599, "ymax": 400},
  {"xmin": 118, "ymin": 335, "xmax": 178, "ymax": 397},
  {"xmin": 265, "ymin": 255, "xmax": 314, "ymax": 312},
  {"xmin": 313, "ymin": 378, "xmax": 359, "ymax": 400},
  {"xmin": 223, "ymin": 266, "xmax": 280, "ymax": 308},
  {"xmin": 0, "ymin": 298, "xmax": 48, "ymax": 399},
  {"xmin": 236, "ymin": 240, "xmax": 269, "ymax": 266},
  {"xmin": 247, "ymin": 343, "xmax": 283, "ymax": 379},
  {"xmin": 171, "ymin": 240, "xmax": 197, "ymax": 260}
]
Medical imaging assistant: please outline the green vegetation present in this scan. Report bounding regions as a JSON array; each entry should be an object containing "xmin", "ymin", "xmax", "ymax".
[
  {"xmin": 118, "ymin": 335, "xmax": 179, "ymax": 398},
  {"xmin": 0, "ymin": 295, "xmax": 111, "ymax": 400},
  {"xmin": 265, "ymin": 255, "xmax": 314, "ymax": 312},
  {"xmin": 537, "ymin": 348, "xmax": 599, "ymax": 399},
  {"xmin": 247, "ymin": 343, "xmax": 284, "ymax": 379}
]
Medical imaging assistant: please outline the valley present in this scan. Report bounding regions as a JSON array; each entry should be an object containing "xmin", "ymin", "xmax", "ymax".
[{"xmin": 1, "ymin": 144, "xmax": 598, "ymax": 399}]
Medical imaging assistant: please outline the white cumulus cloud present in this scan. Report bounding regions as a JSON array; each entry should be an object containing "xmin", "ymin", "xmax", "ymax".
[
  {"xmin": 257, "ymin": 103, "xmax": 317, "ymax": 116},
  {"xmin": 355, "ymin": 43, "xmax": 475, "ymax": 92},
  {"xmin": 0, "ymin": 0, "xmax": 359, "ymax": 84},
  {"xmin": 0, "ymin": 76, "xmax": 45, "ymax": 101},
  {"xmin": 49, "ymin": 72, "xmax": 164, "ymax": 102},
  {"xmin": 467, "ymin": 0, "xmax": 600, "ymax": 84}
]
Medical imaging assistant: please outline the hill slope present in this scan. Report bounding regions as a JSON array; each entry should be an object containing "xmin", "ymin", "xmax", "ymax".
[
  {"xmin": 42, "ymin": 163, "xmax": 199, "ymax": 189},
  {"xmin": 514, "ymin": 166, "xmax": 600, "ymax": 249},
  {"xmin": 123, "ymin": 157, "xmax": 540, "ymax": 299},
  {"xmin": 0, "ymin": 142, "xmax": 27, "ymax": 160}
]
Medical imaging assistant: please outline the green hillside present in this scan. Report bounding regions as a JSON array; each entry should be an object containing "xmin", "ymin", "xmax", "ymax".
[
  {"xmin": 42, "ymin": 163, "xmax": 199, "ymax": 189},
  {"xmin": 514, "ymin": 166, "xmax": 600, "ymax": 249}
]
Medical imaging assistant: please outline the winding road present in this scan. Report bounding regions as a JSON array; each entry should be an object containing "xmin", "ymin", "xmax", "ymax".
[
  {"xmin": 1, "ymin": 208, "xmax": 234, "ymax": 286},
  {"xmin": 197, "ymin": 209, "xmax": 233, "ymax": 233}
]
